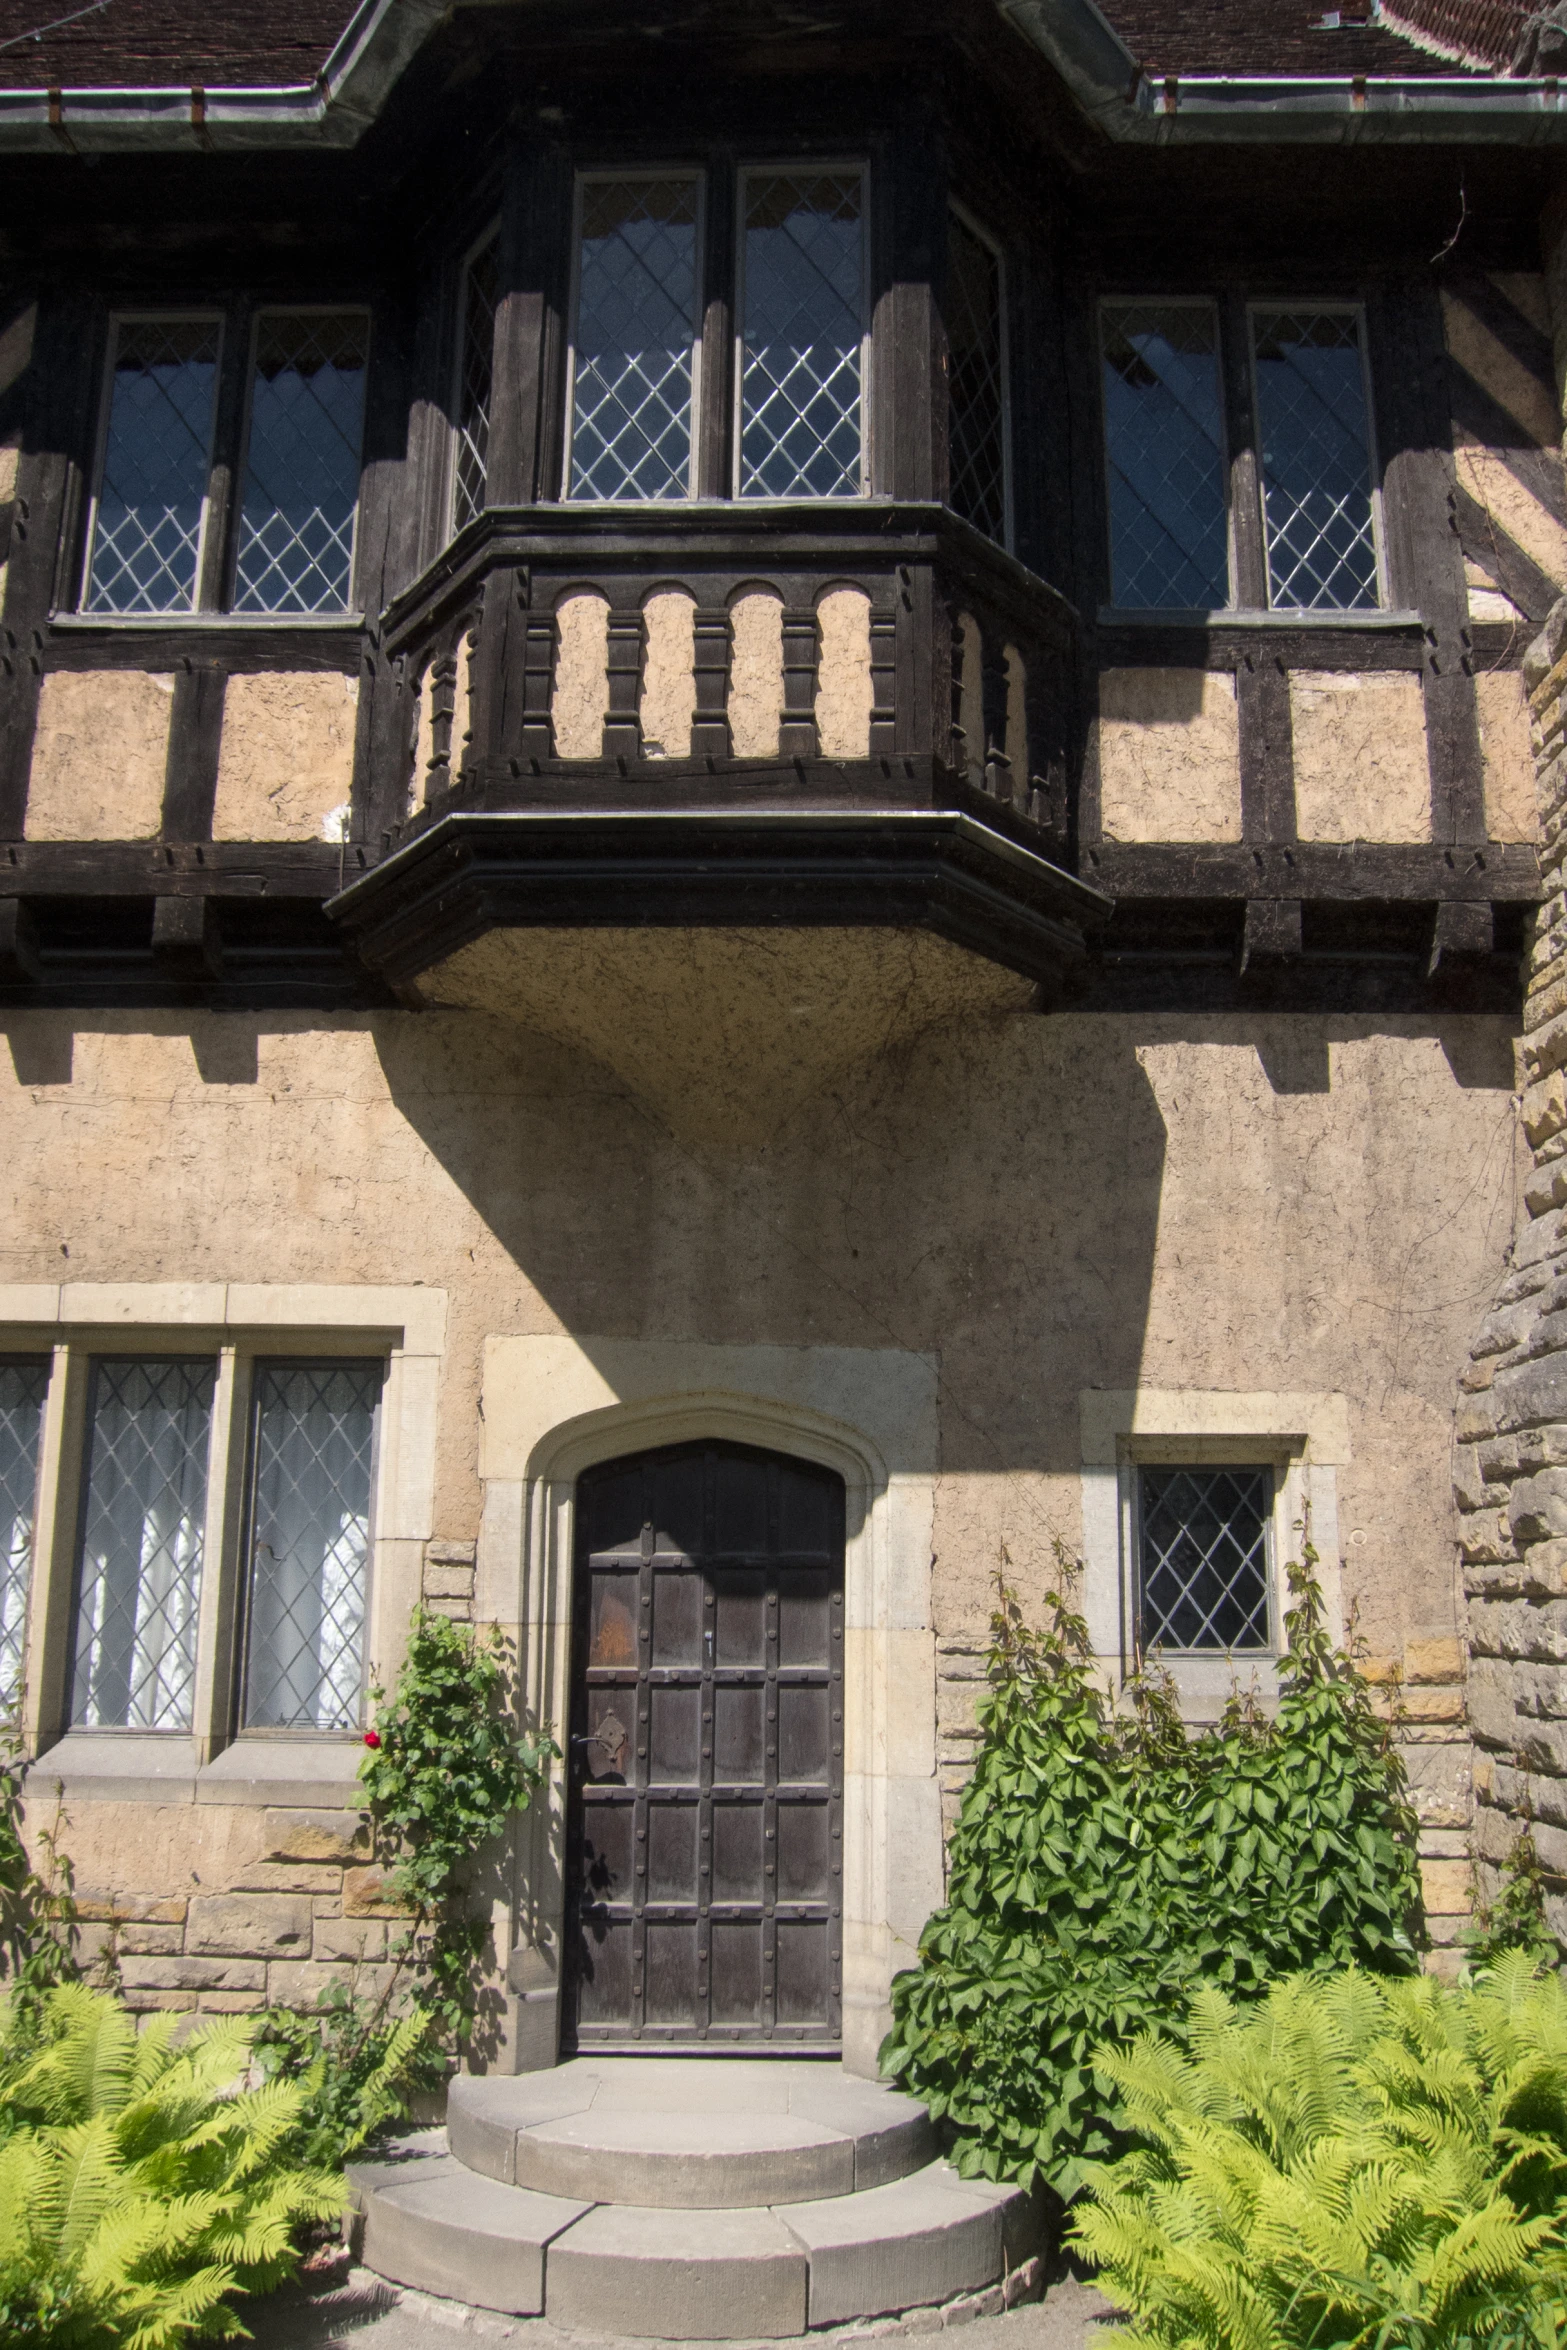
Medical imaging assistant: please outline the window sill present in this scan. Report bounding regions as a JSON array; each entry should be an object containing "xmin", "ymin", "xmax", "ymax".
[
  {"xmin": 48, "ymin": 612, "xmax": 365, "ymax": 633},
  {"xmin": 1098, "ymin": 605, "xmax": 1422, "ymax": 630},
  {"xmin": 1152, "ymin": 1652, "xmax": 1281, "ymax": 1722},
  {"xmin": 28, "ymin": 1730, "xmax": 368, "ymax": 1809}
]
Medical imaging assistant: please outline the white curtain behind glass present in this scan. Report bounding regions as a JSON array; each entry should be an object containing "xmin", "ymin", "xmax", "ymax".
[
  {"xmin": 244, "ymin": 1361, "xmax": 379, "ymax": 1730},
  {"xmin": 70, "ymin": 1358, "xmax": 214, "ymax": 1730}
]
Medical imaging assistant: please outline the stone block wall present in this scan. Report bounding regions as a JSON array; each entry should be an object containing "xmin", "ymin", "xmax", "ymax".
[
  {"xmin": 1458, "ymin": 594, "xmax": 1567, "ymax": 1945},
  {"xmin": 51, "ymin": 1531, "xmax": 479, "ymax": 2018}
]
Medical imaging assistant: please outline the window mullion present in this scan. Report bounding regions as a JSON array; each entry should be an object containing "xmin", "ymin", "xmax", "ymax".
[
  {"xmin": 197, "ymin": 297, "xmax": 251, "ymax": 613},
  {"xmin": 696, "ymin": 154, "xmax": 735, "ymax": 501},
  {"xmin": 1220, "ymin": 290, "xmax": 1267, "ymax": 610},
  {"xmin": 191, "ymin": 1344, "xmax": 245, "ymax": 1762}
]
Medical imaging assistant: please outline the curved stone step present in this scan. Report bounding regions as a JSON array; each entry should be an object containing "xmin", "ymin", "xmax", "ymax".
[
  {"xmin": 351, "ymin": 2136, "xmax": 1039, "ymax": 2336},
  {"xmin": 783, "ymin": 2162, "xmax": 1035, "ymax": 2330},
  {"xmin": 448, "ymin": 2057, "xmax": 935, "ymax": 2208},
  {"xmin": 347, "ymin": 2142, "xmax": 590, "ymax": 2315}
]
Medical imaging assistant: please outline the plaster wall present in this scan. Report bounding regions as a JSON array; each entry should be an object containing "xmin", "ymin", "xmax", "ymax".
[
  {"xmin": 1290, "ymin": 671, "xmax": 1431, "ymax": 844},
  {"xmin": 25, "ymin": 670, "xmax": 173, "ymax": 840},
  {"xmin": 211, "ymin": 672, "xmax": 358, "ymax": 843},
  {"xmin": 1097, "ymin": 668, "xmax": 1242, "ymax": 843},
  {"xmin": 0, "ymin": 990, "xmax": 1515, "ymax": 2032},
  {"xmin": 1476, "ymin": 667, "xmax": 1542, "ymax": 844}
]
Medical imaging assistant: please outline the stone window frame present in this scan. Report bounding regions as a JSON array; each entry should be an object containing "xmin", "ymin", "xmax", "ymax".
[
  {"xmin": 1078, "ymin": 1386, "xmax": 1348, "ymax": 1713},
  {"xmin": 0, "ymin": 1281, "xmax": 443, "ymax": 1807}
]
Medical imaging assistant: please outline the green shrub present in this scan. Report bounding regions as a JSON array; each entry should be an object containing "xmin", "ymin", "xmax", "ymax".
[
  {"xmin": 0, "ymin": 1981, "xmax": 345, "ymax": 2348},
  {"xmin": 880, "ymin": 1556, "xmax": 1422, "ymax": 2198},
  {"xmin": 250, "ymin": 1984, "xmax": 428, "ymax": 2174},
  {"xmin": 1071, "ymin": 1957, "xmax": 1567, "ymax": 2350}
]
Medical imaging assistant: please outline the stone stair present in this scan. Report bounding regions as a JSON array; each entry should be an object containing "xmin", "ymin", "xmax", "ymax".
[{"xmin": 348, "ymin": 2058, "xmax": 1040, "ymax": 2338}]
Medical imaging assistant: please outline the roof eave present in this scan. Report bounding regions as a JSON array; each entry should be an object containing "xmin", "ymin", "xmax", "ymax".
[{"xmin": 0, "ymin": 0, "xmax": 1561, "ymax": 151}]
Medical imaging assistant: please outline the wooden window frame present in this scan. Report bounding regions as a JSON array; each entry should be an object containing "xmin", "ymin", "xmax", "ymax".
[
  {"xmin": 448, "ymin": 217, "xmax": 503, "ymax": 540},
  {"xmin": 1098, "ymin": 289, "xmax": 1392, "ymax": 618},
  {"xmin": 947, "ymin": 198, "xmax": 1014, "ymax": 553},
  {"xmin": 733, "ymin": 158, "xmax": 872, "ymax": 503},
  {"xmin": 79, "ymin": 311, "xmax": 226, "ymax": 619},
  {"xmin": 561, "ymin": 167, "xmax": 707, "ymax": 505}
]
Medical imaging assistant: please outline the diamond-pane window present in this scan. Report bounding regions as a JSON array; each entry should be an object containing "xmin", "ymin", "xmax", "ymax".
[
  {"xmin": 1251, "ymin": 308, "xmax": 1379, "ymax": 611},
  {"xmin": 70, "ymin": 1358, "xmax": 214, "ymax": 1731},
  {"xmin": 948, "ymin": 212, "xmax": 1007, "ymax": 545},
  {"xmin": 84, "ymin": 318, "xmax": 219, "ymax": 615},
  {"xmin": 1101, "ymin": 303, "xmax": 1228, "ymax": 610},
  {"xmin": 453, "ymin": 233, "xmax": 499, "ymax": 535},
  {"xmin": 1138, "ymin": 1465, "xmax": 1273, "ymax": 1655},
  {"xmin": 0, "ymin": 1360, "xmax": 47, "ymax": 1721},
  {"xmin": 740, "ymin": 173, "xmax": 864, "ymax": 500},
  {"xmin": 233, "ymin": 311, "xmax": 368, "ymax": 614},
  {"xmin": 242, "ymin": 1361, "xmax": 380, "ymax": 1731},
  {"xmin": 568, "ymin": 179, "xmax": 698, "ymax": 503}
]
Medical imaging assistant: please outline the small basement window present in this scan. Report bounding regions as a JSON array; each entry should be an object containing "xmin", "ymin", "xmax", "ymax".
[{"xmin": 1136, "ymin": 1463, "xmax": 1273, "ymax": 1655}]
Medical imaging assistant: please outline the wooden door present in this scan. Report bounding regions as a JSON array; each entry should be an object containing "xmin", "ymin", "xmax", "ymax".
[{"xmin": 563, "ymin": 1440, "xmax": 845, "ymax": 2049}]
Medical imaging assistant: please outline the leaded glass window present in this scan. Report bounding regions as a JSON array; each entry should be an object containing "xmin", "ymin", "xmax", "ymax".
[
  {"xmin": 740, "ymin": 172, "xmax": 864, "ymax": 500},
  {"xmin": 0, "ymin": 1360, "xmax": 48, "ymax": 1720},
  {"xmin": 948, "ymin": 211, "xmax": 1007, "ymax": 545},
  {"xmin": 232, "ymin": 311, "xmax": 369, "ymax": 614},
  {"xmin": 1101, "ymin": 303, "xmax": 1227, "ymax": 610},
  {"xmin": 452, "ymin": 233, "xmax": 499, "ymax": 535},
  {"xmin": 1138, "ymin": 1465, "xmax": 1273, "ymax": 1655},
  {"xmin": 241, "ymin": 1361, "xmax": 380, "ymax": 1731},
  {"xmin": 1251, "ymin": 307, "xmax": 1379, "ymax": 611},
  {"xmin": 568, "ymin": 178, "xmax": 699, "ymax": 503},
  {"xmin": 70, "ymin": 1358, "xmax": 215, "ymax": 1731},
  {"xmin": 84, "ymin": 318, "xmax": 220, "ymax": 615}
]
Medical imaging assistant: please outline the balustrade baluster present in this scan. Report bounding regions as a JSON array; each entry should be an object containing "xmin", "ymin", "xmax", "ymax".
[
  {"xmin": 520, "ymin": 607, "xmax": 558, "ymax": 766},
  {"xmin": 980, "ymin": 621, "xmax": 1012, "ymax": 804},
  {"xmin": 779, "ymin": 604, "xmax": 820, "ymax": 760},
  {"xmin": 869, "ymin": 600, "xmax": 896, "ymax": 759},
  {"xmin": 692, "ymin": 605, "xmax": 733, "ymax": 759},
  {"xmin": 604, "ymin": 605, "xmax": 645, "ymax": 762}
]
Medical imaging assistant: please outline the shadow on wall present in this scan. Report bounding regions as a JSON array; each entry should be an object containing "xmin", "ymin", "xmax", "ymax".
[{"xmin": 371, "ymin": 1000, "xmax": 1172, "ymax": 1502}]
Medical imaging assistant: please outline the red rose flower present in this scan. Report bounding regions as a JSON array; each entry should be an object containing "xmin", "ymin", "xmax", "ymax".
[{"xmin": 363, "ymin": 1730, "xmax": 381, "ymax": 1749}]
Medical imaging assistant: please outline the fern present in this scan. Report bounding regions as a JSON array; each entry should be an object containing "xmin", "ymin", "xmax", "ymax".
[
  {"xmin": 0, "ymin": 1983, "xmax": 346, "ymax": 2348},
  {"xmin": 1071, "ymin": 1959, "xmax": 1567, "ymax": 2350}
]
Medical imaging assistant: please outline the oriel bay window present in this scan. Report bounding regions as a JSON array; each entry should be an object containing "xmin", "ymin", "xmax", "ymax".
[
  {"xmin": 83, "ymin": 306, "xmax": 370, "ymax": 617},
  {"xmin": 0, "ymin": 1340, "xmax": 386, "ymax": 1753},
  {"xmin": 560, "ymin": 165, "xmax": 868, "ymax": 503},
  {"xmin": 1099, "ymin": 297, "xmax": 1383, "ymax": 613}
]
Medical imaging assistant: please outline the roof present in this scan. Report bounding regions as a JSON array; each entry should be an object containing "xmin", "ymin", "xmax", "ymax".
[
  {"xmin": 0, "ymin": 0, "xmax": 351, "ymax": 89},
  {"xmin": 1101, "ymin": 0, "xmax": 1505, "ymax": 79},
  {"xmin": 0, "ymin": 0, "xmax": 1518, "ymax": 93}
]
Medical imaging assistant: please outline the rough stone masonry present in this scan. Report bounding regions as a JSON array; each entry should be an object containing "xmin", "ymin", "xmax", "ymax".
[{"xmin": 1460, "ymin": 592, "xmax": 1567, "ymax": 1945}]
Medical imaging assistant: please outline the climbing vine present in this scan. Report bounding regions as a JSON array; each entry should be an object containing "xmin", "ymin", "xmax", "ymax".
[
  {"xmin": 881, "ymin": 1547, "xmax": 1424, "ymax": 2204},
  {"xmin": 358, "ymin": 1607, "xmax": 555, "ymax": 2053}
]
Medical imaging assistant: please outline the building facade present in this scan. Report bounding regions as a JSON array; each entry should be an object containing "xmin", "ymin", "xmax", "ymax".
[{"xmin": 0, "ymin": 0, "xmax": 1560, "ymax": 2077}]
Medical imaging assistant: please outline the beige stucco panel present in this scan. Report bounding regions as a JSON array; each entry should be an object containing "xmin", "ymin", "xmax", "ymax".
[
  {"xmin": 1291, "ymin": 671, "xmax": 1430, "ymax": 843},
  {"xmin": 26, "ymin": 670, "xmax": 174, "ymax": 841},
  {"xmin": 1098, "ymin": 668, "xmax": 1242, "ymax": 844},
  {"xmin": 1443, "ymin": 287, "xmax": 1560, "ymax": 446},
  {"xmin": 817, "ymin": 587, "xmax": 873, "ymax": 759},
  {"xmin": 1454, "ymin": 447, "xmax": 1567, "ymax": 587},
  {"xmin": 729, "ymin": 591, "xmax": 783, "ymax": 756},
  {"xmin": 1475, "ymin": 668, "xmax": 1542, "ymax": 843},
  {"xmin": 640, "ymin": 590, "xmax": 696, "ymax": 760},
  {"xmin": 553, "ymin": 593, "xmax": 608, "ymax": 760},
  {"xmin": 211, "ymin": 672, "xmax": 358, "ymax": 843}
]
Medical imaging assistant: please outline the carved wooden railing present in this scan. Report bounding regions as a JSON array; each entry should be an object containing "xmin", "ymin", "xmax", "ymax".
[{"xmin": 380, "ymin": 503, "xmax": 1080, "ymax": 859}]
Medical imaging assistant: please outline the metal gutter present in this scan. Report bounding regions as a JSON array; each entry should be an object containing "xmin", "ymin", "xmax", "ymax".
[
  {"xmin": 0, "ymin": 0, "xmax": 448, "ymax": 150},
  {"xmin": 0, "ymin": 0, "xmax": 1561, "ymax": 150},
  {"xmin": 997, "ymin": 0, "xmax": 1567, "ymax": 142}
]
